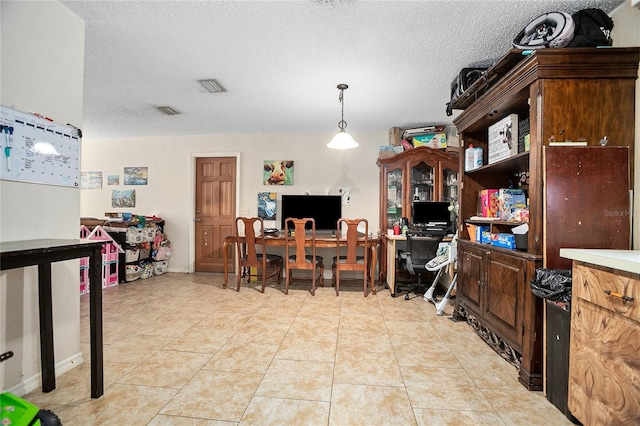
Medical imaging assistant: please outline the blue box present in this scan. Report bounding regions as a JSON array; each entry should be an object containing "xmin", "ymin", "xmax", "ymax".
[
  {"xmin": 491, "ymin": 233, "xmax": 516, "ymax": 249},
  {"xmin": 476, "ymin": 226, "xmax": 490, "ymax": 244}
]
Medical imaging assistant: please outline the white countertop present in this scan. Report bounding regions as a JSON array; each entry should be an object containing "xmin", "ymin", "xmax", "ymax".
[{"xmin": 559, "ymin": 249, "xmax": 640, "ymax": 275}]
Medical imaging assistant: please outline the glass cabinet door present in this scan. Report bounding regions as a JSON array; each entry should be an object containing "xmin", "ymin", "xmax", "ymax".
[
  {"xmin": 442, "ymin": 168, "xmax": 458, "ymax": 204},
  {"xmin": 386, "ymin": 167, "xmax": 403, "ymax": 229},
  {"xmin": 410, "ymin": 161, "xmax": 434, "ymax": 203}
]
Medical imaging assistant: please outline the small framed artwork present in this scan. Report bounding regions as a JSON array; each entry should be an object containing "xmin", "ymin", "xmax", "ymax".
[
  {"xmin": 258, "ymin": 192, "xmax": 277, "ymax": 220},
  {"xmin": 80, "ymin": 171, "xmax": 103, "ymax": 189},
  {"xmin": 124, "ymin": 167, "xmax": 148, "ymax": 185},
  {"xmin": 263, "ymin": 160, "xmax": 294, "ymax": 185},
  {"xmin": 107, "ymin": 175, "xmax": 119, "ymax": 185},
  {"xmin": 112, "ymin": 190, "xmax": 136, "ymax": 207}
]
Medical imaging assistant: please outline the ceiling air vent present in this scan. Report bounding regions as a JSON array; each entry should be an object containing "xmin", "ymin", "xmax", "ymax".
[
  {"xmin": 157, "ymin": 106, "xmax": 180, "ymax": 115},
  {"xmin": 198, "ymin": 79, "xmax": 226, "ymax": 93}
]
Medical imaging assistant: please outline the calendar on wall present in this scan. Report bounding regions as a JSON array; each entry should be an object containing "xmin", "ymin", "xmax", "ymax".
[{"xmin": 0, "ymin": 105, "xmax": 80, "ymax": 188}]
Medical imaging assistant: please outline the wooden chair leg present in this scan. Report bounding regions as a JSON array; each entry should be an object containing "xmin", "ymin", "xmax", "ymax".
[
  {"xmin": 285, "ymin": 267, "xmax": 290, "ymax": 295},
  {"xmin": 331, "ymin": 263, "xmax": 336, "ymax": 287},
  {"xmin": 276, "ymin": 262, "xmax": 282, "ymax": 284},
  {"xmin": 318, "ymin": 264, "xmax": 325, "ymax": 287},
  {"xmin": 363, "ymin": 271, "xmax": 368, "ymax": 297}
]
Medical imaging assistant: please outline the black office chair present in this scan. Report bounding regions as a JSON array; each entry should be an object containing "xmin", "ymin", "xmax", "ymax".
[{"xmin": 400, "ymin": 233, "xmax": 444, "ymax": 300}]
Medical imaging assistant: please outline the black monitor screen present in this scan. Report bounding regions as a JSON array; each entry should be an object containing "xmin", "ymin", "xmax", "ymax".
[
  {"xmin": 281, "ymin": 195, "xmax": 342, "ymax": 231},
  {"xmin": 412, "ymin": 201, "xmax": 451, "ymax": 226}
]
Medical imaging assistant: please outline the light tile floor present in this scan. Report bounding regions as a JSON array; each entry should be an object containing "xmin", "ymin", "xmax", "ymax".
[{"xmin": 24, "ymin": 273, "xmax": 575, "ymax": 425}]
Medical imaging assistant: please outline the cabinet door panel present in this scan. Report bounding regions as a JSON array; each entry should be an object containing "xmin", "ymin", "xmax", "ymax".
[
  {"xmin": 485, "ymin": 252, "xmax": 525, "ymax": 347},
  {"xmin": 459, "ymin": 245, "xmax": 483, "ymax": 314}
]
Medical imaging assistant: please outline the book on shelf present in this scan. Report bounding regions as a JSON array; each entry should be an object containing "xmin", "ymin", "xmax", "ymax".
[
  {"xmin": 469, "ymin": 216, "xmax": 500, "ymax": 221},
  {"xmin": 548, "ymin": 141, "xmax": 588, "ymax": 146}
]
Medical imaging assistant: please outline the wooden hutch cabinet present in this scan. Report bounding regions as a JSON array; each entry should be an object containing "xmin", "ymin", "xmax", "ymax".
[
  {"xmin": 377, "ymin": 146, "xmax": 458, "ymax": 285},
  {"xmin": 452, "ymin": 47, "xmax": 639, "ymax": 391}
]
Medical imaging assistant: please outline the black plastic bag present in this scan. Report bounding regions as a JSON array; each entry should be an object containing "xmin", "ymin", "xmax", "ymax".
[
  {"xmin": 567, "ymin": 8, "xmax": 613, "ymax": 47},
  {"xmin": 530, "ymin": 268, "xmax": 572, "ymax": 302}
]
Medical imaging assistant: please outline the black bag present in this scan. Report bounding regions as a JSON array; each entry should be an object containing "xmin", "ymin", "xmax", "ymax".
[
  {"xmin": 530, "ymin": 268, "xmax": 572, "ymax": 302},
  {"xmin": 567, "ymin": 8, "xmax": 613, "ymax": 47}
]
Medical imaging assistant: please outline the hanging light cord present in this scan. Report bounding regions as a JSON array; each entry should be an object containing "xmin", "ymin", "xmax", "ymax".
[{"xmin": 338, "ymin": 86, "xmax": 347, "ymax": 131}]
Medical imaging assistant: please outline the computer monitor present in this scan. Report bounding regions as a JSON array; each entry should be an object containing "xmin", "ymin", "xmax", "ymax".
[
  {"xmin": 412, "ymin": 201, "xmax": 451, "ymax": 227},
  {"xmin": 280, "ymin": 195, "xmax": 342, "ymax": 231}
]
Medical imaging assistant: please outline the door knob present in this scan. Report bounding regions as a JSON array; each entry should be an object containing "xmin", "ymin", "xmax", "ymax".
[{"xmin": 195, "ymin": 218, "xmax": 201, "ymax": 222}]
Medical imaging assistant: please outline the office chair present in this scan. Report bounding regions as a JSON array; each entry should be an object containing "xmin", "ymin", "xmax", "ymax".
[
  {"xmin": 331, "ymin": 218, "xmax": 369, "ymax": 297},
  {"xmin": 234, "ymin": 217, "xmax": 283, "ymax": 292},
  {"xmin": 400, "ymin": 233, "xmax": 444, "ymax": 300},
  {"xmin": 284, "ymin": 217, "xmax": 324, "ymax": 295}
]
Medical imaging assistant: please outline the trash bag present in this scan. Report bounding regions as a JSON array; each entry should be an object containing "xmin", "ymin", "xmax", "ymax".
[{"xmin": 530, "ymin": 268, "xmax": 572, "ymax": 302}]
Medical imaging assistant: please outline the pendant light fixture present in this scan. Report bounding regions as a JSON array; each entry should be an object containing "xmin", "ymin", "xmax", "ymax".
[{"xmin": 327, "ymin": 84, "xmax": 359, "ymax": 149}]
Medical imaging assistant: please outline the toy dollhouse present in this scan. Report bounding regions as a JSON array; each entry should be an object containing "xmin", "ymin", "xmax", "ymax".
[{"xmin": 79, "ymin": 225, "xmax": 124, "ymax": 294}]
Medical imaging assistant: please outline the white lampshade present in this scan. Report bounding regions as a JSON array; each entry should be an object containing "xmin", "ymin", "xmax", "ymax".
[{"xmin": 327, "ymin": 131, "xmax": 359, "ymax": 149}]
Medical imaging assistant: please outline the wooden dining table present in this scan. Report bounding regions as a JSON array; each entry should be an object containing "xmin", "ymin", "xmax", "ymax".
[{"xmin": 222, "ymin": 231, "xmax": 380, "ymax": 294}]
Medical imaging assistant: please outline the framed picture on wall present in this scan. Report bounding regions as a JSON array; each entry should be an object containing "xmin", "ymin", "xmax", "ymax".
[
  {"xmin": 80, "ymin": 171, "xmax": 102, "ymax": 189},
  {"xmin": 107, "ymin": 175, "xmax": 119, "ymax": 185},
  {"xmin": 263, "ymin": 160, "xmax": 294, "ymax": 185},
  {"xmin": 112, "ymin": 190, "xmax": 136, "ymax": 208},
  {"xmin": 124, "ymin": 167, "xmax": 148, "ymax": 185},
  {"xmin": 258, "ymin": 192, "xmax": 277, "ymax": 220}
]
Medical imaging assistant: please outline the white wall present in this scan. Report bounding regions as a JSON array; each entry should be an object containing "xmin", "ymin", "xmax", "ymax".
[
  {"xmin": 80, "ymin": 131, "xmax": 386, "ymax": 272},
  {"xmin": 0, "ymin": 1, "xmax": 85, "ymax": 394},
  {"xmin": 610, "ymin": 1, "xmax": 640, "ymax": 249}
]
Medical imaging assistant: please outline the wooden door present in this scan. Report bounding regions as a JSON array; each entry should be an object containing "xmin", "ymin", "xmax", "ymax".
[{"xmin": 195, "ymin": 157, "xmax": 236, "ymax": 272}]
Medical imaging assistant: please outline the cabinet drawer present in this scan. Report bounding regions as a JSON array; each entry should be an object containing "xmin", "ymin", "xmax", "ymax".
[
  {"xmin": 568, "ymin": 300, "xmax": 640, "ymax": 424},
  {"xmin": 573, "ymin": 263, "xmax": 639, "ymax": 322}
]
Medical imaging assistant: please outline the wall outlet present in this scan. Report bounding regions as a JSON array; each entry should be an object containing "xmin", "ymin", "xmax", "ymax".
[{"xmin": 339, "ymin": 188, "xmax": 351, "ymax": 205}]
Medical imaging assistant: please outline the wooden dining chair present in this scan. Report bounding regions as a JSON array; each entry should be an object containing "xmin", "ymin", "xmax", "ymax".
[
  {"xmin": 332, "ymin": 218, "xmax": 369, "ymax": 296},
  {"xmin": 284, "ymin": 217, "xmax": 324, "ymax": 295},
  {"xmin": 234, "ymin": 217, "xmax": 283, "ymax": 292}
]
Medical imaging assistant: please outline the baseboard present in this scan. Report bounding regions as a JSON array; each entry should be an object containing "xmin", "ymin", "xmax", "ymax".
[{"xmin": 4, "ymin": 351, "xmax": 85, "ymax": 397}]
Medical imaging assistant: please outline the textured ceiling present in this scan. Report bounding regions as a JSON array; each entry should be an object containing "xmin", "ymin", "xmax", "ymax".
[{"xmin": 60, "ymin": 0, "xmax": 625, "ymax": 139}]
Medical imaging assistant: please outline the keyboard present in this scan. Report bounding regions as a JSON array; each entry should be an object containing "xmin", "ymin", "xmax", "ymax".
[{"xmin": 409, "ymin": 228, "xmax": 447, "ymax": 237}]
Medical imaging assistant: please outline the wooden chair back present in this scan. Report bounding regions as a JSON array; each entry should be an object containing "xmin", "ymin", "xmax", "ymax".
[
  {"xmin": 334, "ymin": 218, "xmax": 369, "ymax": 296},
  {"xmin": 234, "ymin": 216, "xmax": 281, "ymax": 292},
  {"xmin": 284, "ymin": 217, "xmax": 323, "ymax": 295}
]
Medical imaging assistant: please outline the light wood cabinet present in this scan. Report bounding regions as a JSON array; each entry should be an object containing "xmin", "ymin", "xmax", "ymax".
[
  {"xmin": 452, "ymin": 47, "xmax": 639, "ymax": 390},
  {"xmin": 568, "ymin": 261, "xmax": 639, "ymax": 425}
]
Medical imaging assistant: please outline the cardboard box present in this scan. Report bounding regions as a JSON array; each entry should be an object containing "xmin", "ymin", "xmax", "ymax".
[
  {"xmin": 478, "ymin": 226, "xmax": 491, "ymax": 244},
  {"xmin": 413, "ymin": 132, "xmax": 447, "ymax": 149},
  {"xmin": 479, "ymin": 189, "xmax": 499, "ymax": 218},
  {"xmin": 388, "ymin": 127, "xmax": 403, "ymax": 146},
  {"xmin": 379, "ymin": 145, "xmax": 394, "ymax": 158},
  {"xmin": 498, "ymin": 188, "xmax": 526, "ymax": 221},
  {"xmin": 491, "ymin": 233, "xmax": 516, "ymax": 249},
  {"xmin": 488, "ymin": 114, "xmax": 518, "ymax": 164}
]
